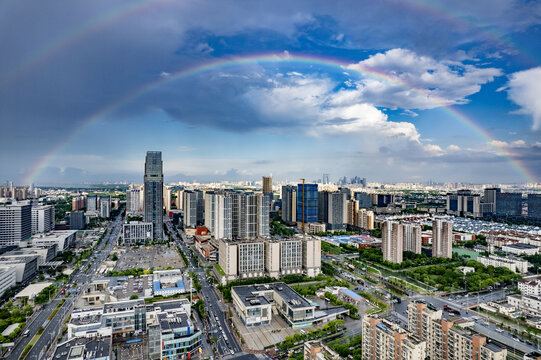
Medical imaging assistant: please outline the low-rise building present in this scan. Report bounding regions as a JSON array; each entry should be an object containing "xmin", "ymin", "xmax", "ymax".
[
  {"xmin": 122, "ymin": 221, "xmax": 153, "ymax": 245},
  {"xmin": 508, "ymin": 294, "xmax": 541, "ymax": 317},
  {"xmin": 14, "ymin": 282, "xmax": 53, "ymax": 302},
  {"xmin": 338, "ymin": 288, "xmax": 363, "ymax": 305},
  {"xmin": 52, "ymin": 336, "xmax": 112, "ymax": 360},
  {"xmin": 30, "ymin": 230, "xmax": 77, "ymax": 254},
  {"xmin": 501, "ymin": 243, "xmax": 539, "ymax": 255},
  {"xmin": 304, "ymin": 340, "xmax": 340, "ymax": 360},
  {"xmin": 519, "ymin": 276, "xmax": 541, "ymax": 297},
  {"xmin": 0, "ymin": 255, "xmax": 38, "ymax": 282},
  {"xmin": 477, "ymin": 254, "xmax": 529, "ymax": 274},
  {"xmin": 152, "ymin": 269, "xmax": 190, "ymax": 297}
]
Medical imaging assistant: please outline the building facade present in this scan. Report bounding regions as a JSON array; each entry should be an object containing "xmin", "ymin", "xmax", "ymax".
[
  {"xmin": 123, "ymin": 221, "xmax": 153, "ymax": 245},
  {"xmin": 297, "ymin": 183, "xmax": 318, "ymax": 226},
  {"xmin": 281, "ymin": 185, "xmax": 297, "ymax": 225},
  {"xmin": 204, "ymin": 192, "xmax": 232, "ymax": 239},
  {"xmin": 432, "ymin": 220, "xmax": 453, "ymax": 258},
  {"xmin": 403, "ymin": 223, "xmax": 422, "ymax": 254},
  {"xmin": 382, "ymin": 221, "xmax": 403, "ymax": 263},
  {"xmin": 31, "ymin": 204, "xmax": 54, "ymax": 234},
  {"xmin": 0, "ymin": 202, "xmax": 31, "ymax": 246},
  {"xmin": 144, "ymin": 151, "xmax": 164, "ymax": 240}
]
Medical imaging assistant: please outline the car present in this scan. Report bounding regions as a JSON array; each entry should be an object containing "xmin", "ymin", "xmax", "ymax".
[{"xmin": 495, "ymin": 328, "xmax": 504, "ymax": 333}]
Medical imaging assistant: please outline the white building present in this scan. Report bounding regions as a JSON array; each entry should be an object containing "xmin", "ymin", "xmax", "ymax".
[
  {"xmin": 501, "ymin": 243, "xmax": 539, "ymax": 255},
  {"xmin": 31, "ymin": 204, "xmax": 54, "ymax": 234},
  {"xmin": 432, "ymin": 219, "xmax": 453, "ymax": 258},
  {"xmin": 403, "ymin": 223, "xmax": 422, "ymax": 254},
  {"xmin": 0, "ymin": 202, "xmax": 32, "ymax": 246},
  {"xmin": 153, "ymin": 270, "xmax": 190, "ymax": 297},
  {"xmin": 30, "ymin": 230, "xmax": 77, "ymax": 254},
  {"xmin": 204, "ymin": 193, "xmax": 232, "ymax": 239},
  {"xmin": 519, "ymin": 276, "xmax": 541, "ymax": 297},
  {"xmin": 508, "ymin": 294, "xmax": 541, "ymax": 317},
  {"xmin": 122, "ymin": 221, "xmax": 153, "ymax": 244},
  {"xmin": 0, "ymin": 267, "xmax": 17, "ymax": 298},
  {"xmin": 126, "ymin": 188, "xmax": 143, "ymax": 213},
  {"xmin": 477, "ymin": 254, "xmax": 529, "ymax": 274}
]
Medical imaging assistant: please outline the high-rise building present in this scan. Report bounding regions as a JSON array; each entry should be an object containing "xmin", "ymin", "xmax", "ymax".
[
  {"xmin": 495, "ymin": 192, "xmax": 522, "ymax": 217},
  {"xmin": 446, "ymin": 190, "xmax": 480, "ymax": 217},
  {"xmin": 358, "ymin": 209, "xmax": 374, "ymax": 230},
  {"xmin": 528, "ymin": 194, "xmax": 541, "ymax": 219},
  {"xmin": 126, "ymin": 188, "xmax": 143, "ymax": 213},
  {"xmin": 144, "ymin": 151, "xmax": 163, "ymax": 240},
  {"xmin": 371, "ymin": 194, "xmax": 394, "ymax": 207},
  {"xmin": 297, "ymin": 183, "xmax": 318, "ymax": 228},
  {"xmin": 230, "ymin": 192, "xmax": 269, "ymax": 239},
  {"xmin": 322, "ymin": 173, "xmax": 330, "ymax": 185},
  {"xmin": 482, "ymin": 187, "xmax": 500, "ymax": 215},
  {"xmin": 354, "ymin": 192, "xmax": 372, "ymax": 209},
  {"xmin": 163, "ymin": 186, "xmax": 172, "ymax": 214},
  {"xmin": 403, "ymin": 223, "xmax": 422, "ymax": 254},
  {"xmin": 382, "ymin": 221, "xmax": 403, "ymax": 263},
  {"xmin": 99, "ymin": 195, "xmax": 111, "ymax": 219},
  {"xmin": 69, "ymin": 211, "xmax": 85, "ymax": 230},
  {"xmin": 318, "ymin": 191, "xmax": 346, "ymax": 231},
  {"xmin": 346, "ymin": 199, "xmax": 359, "ymax": 226},
  {"xmin": 31, "ymin": 204, "xmax": 54, "ymax": 234},
  {"xmin": 262, "ymin": 176, "xmax": 272, "ymax": 195},
  {"xmin": 0, "ymin": 203, "xmax": 32, "ymax": 246},
  {"xmin": 71, "ymin": 196, "xmax": 86, "ymax": 211},
  {"xmin": 183, "ymin": 191, "xmax": 198, "ymax": 228},
  {"xmin": 432, "ymin": 220, "xmax": 452, "ymax": 258},
  {"xmin": 175, "ymin": 189, "xmax": 183, "ymax": 210},
  {"xmin": 87, "ymin": 195, "xmax": 98, "ymax": 212},
  {"xmin": 204, "ymin": 192, "xmax": 232, "ymax": 239},
  {"xmin": 281, "ymin": 185, "xmax": 297, "ymax": 225},
  {"xmin": 362, "ymin": 315, "xmax": 426, "ymax": 360}
]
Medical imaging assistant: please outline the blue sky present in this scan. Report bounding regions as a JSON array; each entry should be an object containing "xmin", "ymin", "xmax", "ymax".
[{"xmin": 1, "ymin": 0, "xmax": 540, "ymax": 185}]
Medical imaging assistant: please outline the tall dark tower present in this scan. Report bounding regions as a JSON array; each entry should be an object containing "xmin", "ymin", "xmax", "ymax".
[{"xmin": 144, "ymin": 151, "xmax": 163, "ymax": 240}]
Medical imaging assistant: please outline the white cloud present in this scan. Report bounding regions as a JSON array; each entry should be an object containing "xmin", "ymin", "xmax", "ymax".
[
  {"xmin": 344, "ymin": 48, "xmax": 502, "ymax": 110},
  {"xmin": 506, "ymin": 67, "xmax": 541, "ymax": 130}
]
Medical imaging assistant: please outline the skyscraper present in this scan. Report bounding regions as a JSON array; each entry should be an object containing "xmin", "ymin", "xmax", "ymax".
[
  {"xmin": 318, "ymin": 191, "xmax": 347, "ymax": 231},
  {"xmin": 402, "ymin": 223, "xmax": 422, "ymax": 254},
  {"xmin": 528, "ymin": 194, "xmax": 541, "ymax": 219},
  {"xmin": 382, "ymin": 221, "xmax": 403, "ymax": 264},
  {"xmin": 281, "ymin": 185, "xmax": 297, "ymax": 225},
  {"xmin": 204, "ymin": 192, "xmax": 232, "ymax": 239},
  {"xmin": 495, "ymin": 192, "xmax": 522, "ymax": 217},
  {"xmin": 297, "ymin": 183, "xmax": 318, "ymax": 228},
  {"xmin": 262, "ymin": 176, "xmax": 272, "ymax": 195},
  {"xmin": 0, "ymin": 203, "xmax": 31, "ymax": 246},
  {"xmin": 432, "ymin": 220, "xmax": 452, "ymax": 258},
  {"xmin": 144, "ymin": 151, "xmax": 163, "ymax": 240}
]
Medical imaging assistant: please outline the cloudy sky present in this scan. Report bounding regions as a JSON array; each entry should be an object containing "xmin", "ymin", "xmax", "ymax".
[{"xmin": 1, "ymin": 0, "xmax": 540, "ymax": 185}]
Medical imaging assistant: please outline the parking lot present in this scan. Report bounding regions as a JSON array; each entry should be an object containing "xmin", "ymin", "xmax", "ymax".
[
  {"xmin": 115, "ymin": 245, "xmax": 185, "ymax": 271},
  {"xmin": 110, "ymin": 275, "xmax": 153, "ymax": 300}
]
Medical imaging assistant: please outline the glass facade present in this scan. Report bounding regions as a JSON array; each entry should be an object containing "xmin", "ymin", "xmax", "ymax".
[{"xmin": 296, "ymin": 183, "xmax": 318, "ymax": 223}]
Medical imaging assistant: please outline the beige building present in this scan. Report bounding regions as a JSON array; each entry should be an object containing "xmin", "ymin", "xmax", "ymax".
[
  {"xmin": 408, "ymin": 301, "xmax": 507, "ymax": 360},
  {"xmin": 432, "ymin": 220, "xmax": 453, "ymax": 258},
  {"xmin": 358, "ymin": 208, "xmax": 374, "ymax": 230},
  {"xmin": 304, "ymin": 340, "xmax": 340, "ymax": 360},
  {"xmin": 477, "ymin": 254, "xmax": 528, "ymax": 273},
  {"xmin": 403, "ymin": 223, "xmax": 422, "ymax": 254},
  {"xmin": 346, "ymin": 199, "xmax": 359, "ymax": 226},
  {"xmin": 362, "ymin": 315, "xmax": 426, "ymax": 360},
  {"xmin": 302, "ymin": 237, "xmax": 322, "ymax": 277},
  {"xmin": 382, "ymin": 221, "xmax": 403, "ymax": 263}
]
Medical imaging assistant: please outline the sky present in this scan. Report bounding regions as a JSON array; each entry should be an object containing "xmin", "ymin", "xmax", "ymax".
[{"xmin": 1, "ymin": 0, "xmax": 541, "ymax": 185}]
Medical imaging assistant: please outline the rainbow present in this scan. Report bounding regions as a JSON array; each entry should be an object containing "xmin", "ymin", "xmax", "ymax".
[{"xmin": 22, "ymin": 53, "xmax": 538, "ymax": 184}]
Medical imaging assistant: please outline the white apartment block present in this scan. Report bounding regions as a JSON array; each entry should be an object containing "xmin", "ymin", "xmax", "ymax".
[
  {"xmin": 508, "ymin": 294, "xmax": 541, "ymax": 317},
  {"xmin": 477, "ymin": 254, "xmax": 529, "ymax": 274},
  {"xmin": 519, "ymin": 276, "xmax": 541, "ymax": 296},
  {"xmin": 403, "ymin": 223, "xmax": 422, "ymax": 254},
  {"xmin": 31, "ymin": 204, "xmax": 54, "ymax": 234},
  {"xmin": 126, "ymin": 188, "xmax": 143, "ymax": 213},
  {"xmin": 204, "ymin": 193, "xmax": 232, "ymax": 239},
  {"xmin": 382, "ymin": 221, "xmax": 403, "ymax": 263}
]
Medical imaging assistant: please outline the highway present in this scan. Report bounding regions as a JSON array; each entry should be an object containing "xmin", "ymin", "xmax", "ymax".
[
  {"xmin": 166, "ymin": 222, "xmax": 243, "ymax": 358},
  {"xmin": 4, "ymin": 212, "xmax": 123, "ymax": 360}
]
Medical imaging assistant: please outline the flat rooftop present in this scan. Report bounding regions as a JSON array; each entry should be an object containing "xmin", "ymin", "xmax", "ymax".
[
  {"xmin": 158, "ymin": 312, "xmax": 190, "ymax": 332},
  {"xmin": 232, "ymin": 282, "xmax": 312, "ymax": 309},
  {"xmin": 504, "ymin": 243, "xmax": 538, "ymax": 249},
  {"xmin": 339, "ymin": 288, "xmax": 363, "ymax": 301},
  {"xmin": 14, "ymin": 282, "xmax": 53, "ymax": 299},
  {"xmin": 53, "ymin": 336, "xmax": 111, "ymax": 360}
]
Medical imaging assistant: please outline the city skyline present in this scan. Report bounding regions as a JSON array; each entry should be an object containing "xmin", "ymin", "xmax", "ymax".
[{"xmin": 1, "ymin": 1, "xmax": 541, "ymax": 185}]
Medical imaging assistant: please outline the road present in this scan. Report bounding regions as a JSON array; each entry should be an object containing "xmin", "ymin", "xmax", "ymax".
[
  {"xmin": 166, "ymin": 221, "xmax": 242, "ymax": 358},
  {"xmin": 4, "ymin": 212, "xmax": 123, "ymax": 360}
]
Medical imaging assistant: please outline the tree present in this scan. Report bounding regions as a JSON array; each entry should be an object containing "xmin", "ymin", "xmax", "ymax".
[
  {"xmin": 111, "ymin": 253, "xmax": 118, "ymax": 261},
  {"xmin": 130, "ymin": 294, "xmax": 139, "ymax": 300}
]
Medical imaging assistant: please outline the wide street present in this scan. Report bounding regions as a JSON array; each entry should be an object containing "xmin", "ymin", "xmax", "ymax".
[
  {"xmin": 166, "ymin": 221, "xmax": 243, "ymax": 359},
  {"xmin": 3, "ymin": 212, "xmax": 123, "ymax": 360}
]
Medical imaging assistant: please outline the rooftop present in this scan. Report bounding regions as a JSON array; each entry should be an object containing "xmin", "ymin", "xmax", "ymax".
[
  {"xmin": 14, "ymin": 282, "xmax": 53, "ymax": 299},
  {"xmin": 157, "ymin": 312, "xmax": 191, "ymax": 332},
  {"xmin": 338, "ymin": 288, "xmax": 363, "ymax": 301},
  {"xmin": 53, "ymin": 336, "xmax": 111, "ymax": 360},
  {"xmin": 504, "ymin": 243, "xmax": 539, "ymax": 249},
  {"xmin": 232, "ymin": 282, "xmax": 312, "ymax": 309}
]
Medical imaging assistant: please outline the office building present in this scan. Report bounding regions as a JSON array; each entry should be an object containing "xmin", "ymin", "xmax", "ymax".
[
  {"xmin": 481, "ymin": 187, "xmax": 500, "ymax": 215},
  {"xmin": 31, "ymin": 230, "xmax": 77, "ymax": 254},
  {"xmin": 528, "ymin": 194, "xmax": 541, "ymax": 219},
  {"xmin": 99, "ymin": 195, "xmax": 111, "ymax": 218},
  {"xmin": 318, "ymin": 191, "xmax": 347, "ymax": 231},
  {"xmin": 362, "ymin": 315, "xmax": 426, "ymax": 360},
  {"xmin": 262, "ymin": 176, "xmax": 272, "ymax": 195},
  {"xmin": 446, "ymin": 190, "xmax": 481, "ymax": 217},
  {"xmin": 302, "ymin": 236, "xmax": 321, "ymax": 277},
  {"xmin": 382, "ymin": 221, "xmax": 403, "ymax": 263},
  {"xmin": 69, "ymin": 210, "xmax": 85, "ymax": 230},
  {"xmin": 297, "ymin": 183, "xmax": 318, "ymax": 229},
  {"xmin": 0, "ymin": 256, "xmax": 38, "ymax": 283},
  {"xmin": 31, "ymin": 204, "xmax": 54, "ymax": 234},
  {"xmin": 281, "ymin": 185, "xmax": 297, "ymax": 225},
  {"xmin": 204, "ymin": 192, "xmax": 232, "ymax": 239},
  {"xmin": 279, "ymin": 238, "xmax": 302, "ymax": 275},
  {"xmin": 403, "ymin": 223, "xmax": 422, "ymax": 254},
  {"xmin": 122, "ymin": 221, "xmax": 153, "ymax": 245},
  {"xmin": 52, "ymin": 336, "xmax": 112, "ymax": 360},
  {"xmin": 371, "ymin": 194, "xmax": 394, "ymax": 207},
  {"xmin": 0, "ymin": 202, "xmax": 31, "ymax": 246},
  {"xmin": 87, "ymin": 195, "xmax": 98, "ymax": 212},
  {"xmin": 144, "ymin": 151, "xmax": 163, "ymax": 240},
  {"xmin": 126, "ymin": 188, "xmax": 143, "ymax": 213},
  {"xmin": 354, "ymin": 192, "xmax": 372, "ymax": 209},
  {"xmin": 0, "ymin": 267, "xmax": 17, "ymax": 298},
  {"xmin": 407, "ymin": 301, "xmax": 507, "ymax": 360},
  {"xmin": 175, "ymin": 189, "xmax": 183, "ymax": 210},
  {"xmin": 432, "ymin": 220, "xmax": 452, "ymax": 258},
  {"xmin": 183, "ymin": 190, "xmax": 198, "ymax": 228},
  {"xmin": 495, "ymin": 192, "xmax": 522, "ymax": 217}
]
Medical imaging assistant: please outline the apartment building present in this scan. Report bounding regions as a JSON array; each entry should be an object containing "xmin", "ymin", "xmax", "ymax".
[
  {"xmin": 477, "ymin": 254, "xmax": 529, "ymax": 274},
  {"xmin": 362, "ymin": 315, "xmax": 426, "ymax": 360},
  {"xmin": 519, "ymin": 276, "xmax": 541, "ymax": 296},
  {"xmin": 432, "ymin": 220, "xmax": 453, "ymax": 258},
  {"xmin": 407, "ymin": 301, "xmax": 507, "ymax": 360},
  {"xmin": 403, "ymin": 223, "xmax": 422, "ymax": 254},
  {"xmin": 382, "ymin": 221, "xmax": 403, "ymax": 263}
]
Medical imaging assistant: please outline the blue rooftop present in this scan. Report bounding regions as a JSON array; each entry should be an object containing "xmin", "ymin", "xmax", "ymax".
[{"xmin": 339, "ymin": 288, "xmax": 363, "ymax": 301}]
